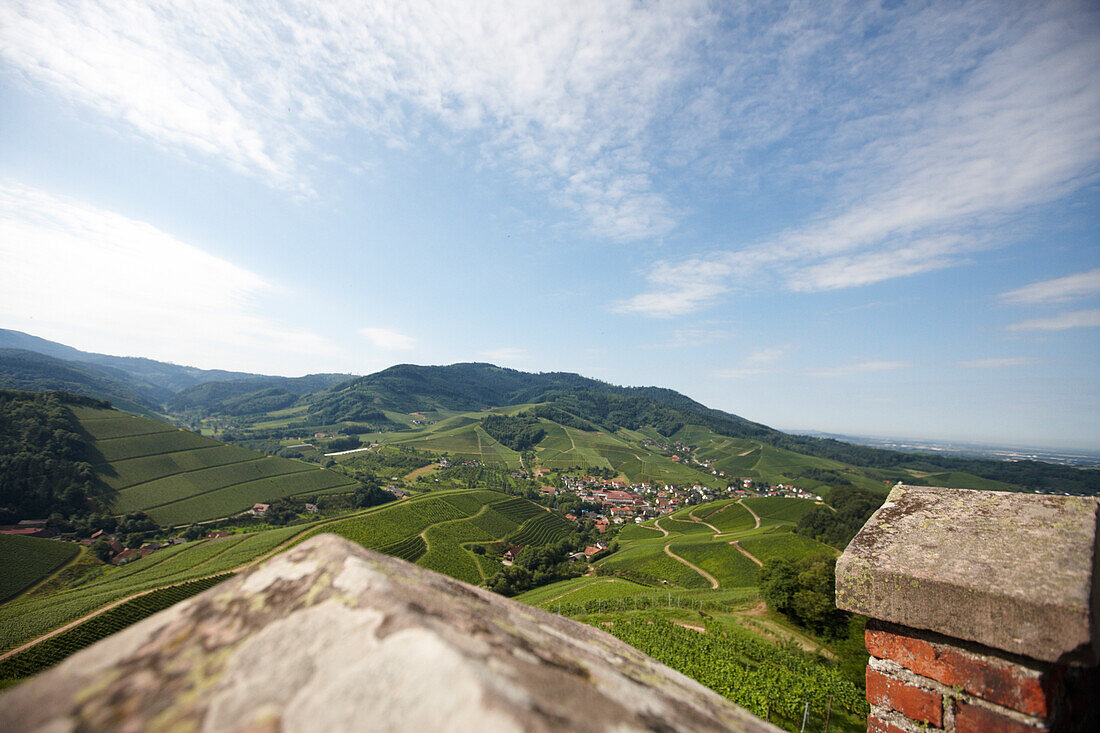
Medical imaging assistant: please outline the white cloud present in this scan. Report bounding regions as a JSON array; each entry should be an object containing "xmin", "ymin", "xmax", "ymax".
[
  {"xmin": 621, "ymin": 2, "xmax": 1100, "ymax": 313},
  {"xmin": 359, "ymin": 327, "xmax": 415, "ymax": 350},
  {"xmin": 711, "ymin": 345, "xmax": 793, "ymax": 377},
  {"xmin": 0, "ymin": 0, "xmax": 707, "ymax": 238},
  {"xmin": 746, "ymin": 346, "xmax": 791, "ymax": 366},
  {"xmin": 0, "ymin": 183, "xmax": 336, "ymax": 373},
  {"xmin": 807, "ymin": 361, "xmax": 909, "ymax": 378},
  {"xmin": 641, "ymin": 329, "xmax": 730, "ymax": 350},
  {"xmin": 479, "ymin": 347, "xmax": 529, "ymax": 364},
  {"xmin": 957, "ymin": 357, "xmax": 1036, "ymax": 368},
  {"xmin": 1000, "ymin": 268, "xmax": 1100, "ymax": 304},
  {"xmin": 613, "ymin": 258, "xmax": 734, "ymax": 317},
  {"xmin": 1007, "ymin": 309, "xmax": 1100, "ymax": 332}
]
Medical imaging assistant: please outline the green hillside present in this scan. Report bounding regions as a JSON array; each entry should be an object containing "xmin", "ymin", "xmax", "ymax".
[
  {"xmin": 304, "ymin": 489, "xmax": 569, "ymax": 585},
  {"xmin": 0, "ymin": 534, "xmax": 81, "ymax": 603},
  {"xmin": 77, "ymin": 405, "xmax": 359, "ymax": 526}
]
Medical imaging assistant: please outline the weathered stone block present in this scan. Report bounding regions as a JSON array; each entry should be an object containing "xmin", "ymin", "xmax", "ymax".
[
  {"xmin": 0, "ymin": 534, "xmax": 780, "ymax": 733},
  {"xmin": 866, "ymin": 667, "xmax": 943, "ymax": 726},
  {"xmin": 836, "ymin": 485, "xmax": 1100, "ymax": 664}
]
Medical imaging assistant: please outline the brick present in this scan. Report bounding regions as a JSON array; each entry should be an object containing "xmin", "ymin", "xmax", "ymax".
[
  {"xmin": 956, "ymin": 701, "xmax": 1047, "ymax": 733},
  {"xmin": 866, "ymin": 667, "xmax": 943, "ymax": 727},
  {"xmin": 866, "ymin": 623, "xmax": 1055, "ymax": 716},
  {"xmin": 868, "ymin": 713, "xmax": 909, "ymax": 733}
]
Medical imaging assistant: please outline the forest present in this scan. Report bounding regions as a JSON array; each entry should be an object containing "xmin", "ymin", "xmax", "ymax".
[{"xmin": 0, "ymin": 390, "xmax": 106, "ymax": 523}]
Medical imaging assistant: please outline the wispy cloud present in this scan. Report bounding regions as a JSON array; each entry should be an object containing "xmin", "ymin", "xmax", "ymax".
[
  {"xmin": 713, "ymin": 346, "xmax": 791, "ymax": 378},
  {"xmin": 0, "ymin": 0, "xmax": 710, "ymax": 238},
  {"xmin": 613, "ymin": 258, "xmax": 734, "ymax": 317},
  {"xmin": 0, "ymin": 183, "xmax": 335, "ymax": 372},
  {"xmin": 620, "ymin": 2, "xmax": 1100, "ymax": 315},
  {"xmin": 641, "ymin": 329, "xmax": 731, "ymax": 350},
  {"xmin": 1007, "ymin": 309, "xmax": 1100, "ymax": 332},
  {"xmin": 479, "ymin": 347, "xmax": 529, "ymax": 364},
  {"xmin": 807, "ymin": 361, "xmax": 909, "ymax": 378},
  {"xmin": 957, "ymin": 357, "xmax": 1036, "ymax": 369},
  {"xmin": 1000, "ymin": 268, "xmax": 1100, "ymax": 304},
  {"xmin": 359, "ymin": 327, "xmax": 415, "ymax": 350}
]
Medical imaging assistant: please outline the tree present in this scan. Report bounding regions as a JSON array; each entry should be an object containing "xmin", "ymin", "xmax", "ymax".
[
  {"xmin": 92, "ymin": 539, "xmax": 112, "ymax": 562},
  {"xmin": 760, "ymin": 555, "xmax": 849, "ymax": 638}
]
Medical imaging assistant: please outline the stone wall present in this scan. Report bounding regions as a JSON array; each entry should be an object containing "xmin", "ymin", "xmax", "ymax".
[
  {"xmin": 0, "ymin": 533, "xmax": 780, "ymax": 732},
  {"xmin": 836, "ymin": 485, "xmax": 1100, "ymax": 732}
]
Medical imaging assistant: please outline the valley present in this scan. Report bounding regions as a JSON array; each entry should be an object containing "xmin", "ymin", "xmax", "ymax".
[{"xmin": 1, "ymin": 332, "xmax": 1097, "ymax": 730}]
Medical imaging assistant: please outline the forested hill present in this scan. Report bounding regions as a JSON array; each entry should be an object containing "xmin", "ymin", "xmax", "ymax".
[
  {"xmin": 306, "ymin": 363, "xmax": 1099, "ymax": 495},
  {"xmin": 0, "ymin": 349, "xmax": 165, "ymax": 417},
  {"xmin": 0, "ymin": 329, "xmax": 261, "ymax": 393}
]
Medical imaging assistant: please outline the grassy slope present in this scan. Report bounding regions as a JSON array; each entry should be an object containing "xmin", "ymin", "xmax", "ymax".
[
  {"xmin": 301, "ymin": 489, "xmax": 563, "ymax": 584},
  {"xmin": 73, "ymin": 406, "xmax": 358, "ymax": 525},
  {"xmin": 0, "ymin": 534, "xmax": 81, "ymax": 603},
  {"xmin": 0, "ymin": 525, "xmax": 304, "ymax": 652}
]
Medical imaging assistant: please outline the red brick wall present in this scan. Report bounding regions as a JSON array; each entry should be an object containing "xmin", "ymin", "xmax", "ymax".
[{"xmin": 862, "ymin": 620, "xmax": 1063, "ymax": 732}]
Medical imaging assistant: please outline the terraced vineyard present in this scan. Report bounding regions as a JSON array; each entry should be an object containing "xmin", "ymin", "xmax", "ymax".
[
  {"xmin": 0, "ymin": 574, "xmax": 230, "ymax": 684},
  {"xmin": 600, "ymin": 615, "xmax": 867, "ymax": 732},
  {"xmin": 741, "ymin": 497, "xmax": 822, "ymax": 527},
  {"xmin": 0, "ymin": 525, "xmax": 304, "ymax": 653},
  {"xmin": 73, "ymin": 406, "xmax": 358, "ymax": 525},
  {"xmin": 305, "ymin": 490, "xmax": 569, "ymax": 584},
  {"xmin": 510, "ymin": 512, "xmax": 574, "ymax": 546},
  {"xmin": 0, "ymin": 534, "xmax": 81, "ymax": 603}
]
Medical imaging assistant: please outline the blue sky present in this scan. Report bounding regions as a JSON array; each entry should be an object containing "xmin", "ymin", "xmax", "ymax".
[{"xmin": 0, "ymin": 1, "xmax": 1097, "ymax": 450}]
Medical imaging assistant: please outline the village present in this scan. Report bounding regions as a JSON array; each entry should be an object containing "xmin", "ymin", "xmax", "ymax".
[{"xmin": 530, "ymin": 470, "xmax": 823, "ymax": 532}]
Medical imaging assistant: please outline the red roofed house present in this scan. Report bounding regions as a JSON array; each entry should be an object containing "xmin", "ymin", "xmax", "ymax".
[{"xmin": 251, "ymin": 503, "xmax": 270, "ymax": 516}]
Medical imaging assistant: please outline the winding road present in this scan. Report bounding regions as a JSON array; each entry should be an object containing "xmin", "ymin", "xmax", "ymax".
[{"xmin": 663, "ymin": 543, "xmax": 719, "ymax": 590}]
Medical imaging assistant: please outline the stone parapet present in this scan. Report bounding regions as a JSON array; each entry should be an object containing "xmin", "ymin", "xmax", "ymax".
[
  {"xmin": 0, "ymin": 534, "xmax": 780, "ymax": 732},
  {"xmin": 837, "ymin": 485, "xmax": 1100, "ymax": 732}
]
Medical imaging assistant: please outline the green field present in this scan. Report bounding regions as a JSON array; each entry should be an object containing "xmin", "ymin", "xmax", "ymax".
[
  {"xmin": 515, "ymin": 576, "xmax": 653, "ymax": 605},
  {"xmin": 703, "ymin": 502, "xmax": 757, "ymax": 533},
  {"xmin": 0, "ymin": 534, "xmax": 81, "ymax": 603},
  {"xmin": 0, "ymin": 574, "xmax": 230, "ymax": 685},
  {"xmin": 301, "ymin": 490, "xmax": 562, "ymax": 585},
  {"xmin": 72, "ymin": 406, "xmax": 359, "ymax": 525},
  {"xmin": 741, "ymin": 497, "xmax": 822, "ymax": 527},
  {"xmin": 598, "ymin": 540, "xmax": 713, "ymax": 589},
  {"xmin": 737, "ymin": 532, "xmax": 836, "ymax": 564},
  {"xmin": 0, "ymin": 525, "xmax": 304, "ymax": 653},
  {"xmin": 668, "ymin": 539, "xmax": 760, "ymax": 587}
]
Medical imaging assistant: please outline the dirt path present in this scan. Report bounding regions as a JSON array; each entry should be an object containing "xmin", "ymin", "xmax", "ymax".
[
  {"xmin": 663, "ymin": 543, "xmax": 719, "ymax": 590},
  {"xmin": 729, "ymin": 540, "xmax": 763, "ymax": 567},
  {"xmin": 0, "ymin": 496, "xmax": 414, "ymax": 664},
  {"xmin": 652, "ymin": 517, "xmax": 670, "ymax": 537},
  {"xmin": 686, "ymin": 507, "xmax": 722, "ymax": 535},
  {"xmin": 737, "ymin": 498, "xmax": 761, "ymax": 529}
]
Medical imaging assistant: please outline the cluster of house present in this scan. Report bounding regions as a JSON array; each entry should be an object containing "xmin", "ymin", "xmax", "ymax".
[
  {"xmin": 739, "ymin": 478, "xmax": 823, "ymax": 501},
  {"xmin": 543, "ymin": 476, "xmax": 726, "ymax": 529},
  {"xmin": 535, "ymin": 474, "xmax": 824, "ymax": 531}
]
